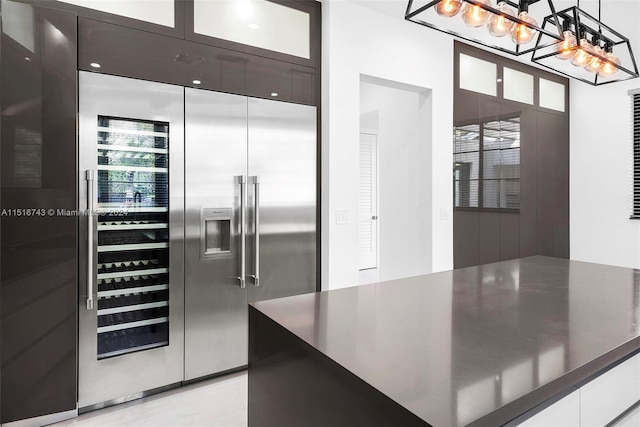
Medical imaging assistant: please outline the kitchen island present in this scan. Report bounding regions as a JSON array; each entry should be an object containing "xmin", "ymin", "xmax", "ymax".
[{"xmin": 248, "ymin": 256, "xmax": 640, "ymax": 426}]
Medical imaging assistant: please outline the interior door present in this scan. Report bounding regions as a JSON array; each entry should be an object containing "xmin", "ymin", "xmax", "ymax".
[
  {"xmin": 78, "ymin": 72, "xmax": 184, "ymax": 409},
  {"xmin": 184, "ymin": 88, "xmax": 249, "ymax": 380},
  {"xmin": 359, "ymin": 133, "xmax": 378, "ymax": 270},
  {"xmin": 247, "ymin": 98, "xmax": 317, "ymax": 303}
]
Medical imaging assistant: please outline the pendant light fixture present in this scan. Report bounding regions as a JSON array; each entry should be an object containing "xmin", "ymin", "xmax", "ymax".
[
  {"xmin": 531, "ymin": 0, "xmax": 638, "ymax": 85},
  {"xmin": 435, "ymin": 0, "xmax": 464, "ymax": 17},
  {"xmin": 554, "ymin": 20, "xmax": 577, "ymax": 60},
  {"xmin": 487, "ymin": 2, "xmax": 515, "ymax": 37},
  {"xmin": 510, "ymin": 1, "xmax": 539, "ymax": 45},
  {"xmin": 405, "ymin": 0, "xmax": 563, "ymax": 56}
]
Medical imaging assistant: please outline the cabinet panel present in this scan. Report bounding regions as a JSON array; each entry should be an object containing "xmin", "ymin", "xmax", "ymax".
[
  {"xmin": 535, "ymin": 113, "xmax": 557, "ymax": 256},
  {"xmin": 580, "ymin": 353, "xmax": 640, "ymax": 426},
  {"xmin": 518, "ymin": 389, "xmax": 580, "ymax": 427},
  {"xmin": 550, "ymin": 112, "xmax": 570, "ymax": 259},
  {"xmin": 478, "ymin": 212, "xmax": 500, "ymax": 264},
  {"xmin": 500, "ymin": 213, "xmax": 520, "ymax": 261},
  {"xmin": 453, "ymin": 44, "xmax": 569, "ymax": 268},
  {"xmin": 1, "ymin": 2, "xmax": 77, "ymax": 422},
  {"xmin": 79, "ymin": 18, "xmax": 225, "ymax": 92},
  {"xmin": 292, "ymin": 69, "xmax": 315, "ymax": 105},
  {"xmin": 246, "ymin": 57, "xmax": 292, "ymax": 102},
  {"xmin": 79, "ymin": 18, "xmax": 316, "ymax": 107},
  {"xmin": 220, "ymin": 54, "xmax": 247, "ymax": 95},
  {"xmin": 453, "ymin": 210, "xmax": 479, "ymax": 268},
  {"xmin": 518, "ymin": 109, "xmax": 538, "ymax": 257}
]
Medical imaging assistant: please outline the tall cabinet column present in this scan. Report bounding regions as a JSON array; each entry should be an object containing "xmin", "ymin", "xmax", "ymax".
[{"xmin": 1, "ymin": 1, "xmax": 78, "ymax": 423}]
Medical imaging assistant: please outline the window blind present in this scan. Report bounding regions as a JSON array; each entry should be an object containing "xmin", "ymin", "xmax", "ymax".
[
  {"xmin": 633, "ymin": 93, "xmax": 640, "ymax": 218},
  {"xmin": 454, "ymin": 117, "xmax": 520, "ymax": 210}
]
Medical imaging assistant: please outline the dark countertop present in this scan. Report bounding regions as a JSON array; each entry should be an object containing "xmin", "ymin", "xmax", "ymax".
[{"xmin": 251, "ymin": 256, "xmax": 640, "ymax": 426}]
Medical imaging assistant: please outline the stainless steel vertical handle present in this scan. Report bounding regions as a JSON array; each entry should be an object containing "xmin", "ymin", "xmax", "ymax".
[
  {"xmin": 250, "ymin": 176, "xmax": 260, "ymax": 287},
  {"xmin": 237, "ymin": 176, "xmax": 246, "ymax": 288},
  {"xmin": 86, "ymin": 170, "xmax": 95, "ymax": 310}
]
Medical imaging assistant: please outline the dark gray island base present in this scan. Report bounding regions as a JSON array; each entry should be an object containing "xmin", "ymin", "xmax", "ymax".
[{"xmin": 248, "ymin": 256, "xmax": 640, "ymax": 426}]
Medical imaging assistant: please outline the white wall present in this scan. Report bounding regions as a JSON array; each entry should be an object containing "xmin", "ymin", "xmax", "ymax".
[
  {"xmin": 360, "ymin": 77, "xmax": 432, "ymax": 281},
  {"xmin": 322, "ymin": 0, "xmax": 454, "ymax": 290},
  {"xmin": 321, "ymin": 0, "xmax": 640, "ymax": 289},
  {"xmin": 569, "ymin": 1, "xmax": 640, "ymax": 269}
]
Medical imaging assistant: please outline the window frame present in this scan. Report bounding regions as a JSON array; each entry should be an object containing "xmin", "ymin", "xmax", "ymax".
[{"xmin": 454, "ymin": 115, "xmax": 521, "ymax": 213}]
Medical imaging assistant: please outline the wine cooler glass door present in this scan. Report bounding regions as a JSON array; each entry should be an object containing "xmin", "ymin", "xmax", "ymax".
[{"xmin": 78, "ymin": 72, "xmax": 184, "ymax": 409}]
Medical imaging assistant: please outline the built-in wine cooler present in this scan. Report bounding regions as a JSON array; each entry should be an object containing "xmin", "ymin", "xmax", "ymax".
[
  {"xmin": 95, "ymin": 116, "xmax": 171, "ymax": 359},
  {"xmin": 78, "ymin": 71, "xmax": 316, "ymax": 411},
  {"xmin": 78, "ymin": 72, "xmax": 184, "ymax": 409}
]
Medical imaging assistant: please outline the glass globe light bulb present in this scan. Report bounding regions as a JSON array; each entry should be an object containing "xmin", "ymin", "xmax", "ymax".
[
  {"xmin": 486, "ymin": 2, "xmax": 515, "ymax": 37},
  {"xmin": 435, "ymin": 0, "xmax": 463, "ymax": 17},
  {"xmin": 510, "ymin": 11, "xmax": 538, "ymax": 45},
  {"xmin": 555, "ymin": 30, "xmax": 577, "ymax": 60},
  {"xmin": 585, "ymin": 44, "xmax": 605, "ymax": 73},
  {"xmin": 570, "ymin": 38, "xmax": 594, "ymax": 67},
  {"xmin": 461, "ymin": 0, "xmax": 492, "ymax": 28},
  {"xmin": 597, "ymin": 51, "xmax": 621, "ymax": 78}
]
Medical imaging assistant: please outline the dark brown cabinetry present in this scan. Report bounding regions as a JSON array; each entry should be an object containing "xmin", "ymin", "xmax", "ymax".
[
  {"xmin": 78, "ymin": 18, "xmax": 317, "ymax": 106},
  {"xmin": 2, "ymin": 0, "xmax": 321, "ymax": 423},
  {"xmin": 453, "ymin": 42, "xmax": 569, "ymax": 268},
  {"xmin": 1, "ymin": 2, "xmax": 78, "ymax": 422}
]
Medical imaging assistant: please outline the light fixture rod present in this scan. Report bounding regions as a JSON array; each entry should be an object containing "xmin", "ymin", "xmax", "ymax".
[
  {"xmin": 546, "ymin": 0, "xmax": 563, "ymax": 42},
  {"xmin": 405, "ymin": 0, "xmax": 440, "ymax": 20},
  {"xmin": 598, "ymin": 0, "xmax": 602, "ymax": 32}
]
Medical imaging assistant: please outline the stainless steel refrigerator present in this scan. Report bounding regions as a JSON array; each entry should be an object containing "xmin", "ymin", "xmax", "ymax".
[{"xmin": 78, "ymin": 72, "xmax": 316, "ymax": 409}]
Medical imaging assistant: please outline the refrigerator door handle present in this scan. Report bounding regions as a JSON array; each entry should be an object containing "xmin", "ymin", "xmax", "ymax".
[
  {"xmin": 86, "ymin": 169, "xmax": 95, "ymax": 310},
  {"xmin": 237, "ymin": 176, "xmax": 246, "ymax": 288},
  {"xmin": 250, "ymin": 176, "xmax": 260, "ymax": 287}
]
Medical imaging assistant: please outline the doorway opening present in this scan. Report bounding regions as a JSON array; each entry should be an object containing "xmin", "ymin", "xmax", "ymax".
[{"xmin": 358, "ymin": 75, "xmax": 432, "ymax": 285}]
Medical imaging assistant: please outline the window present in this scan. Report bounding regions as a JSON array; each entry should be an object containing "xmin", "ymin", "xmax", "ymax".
[
  {"xmin": 454, "ymin": 117, "xmax": 520, "ymax": 210},
  {"xmin": 632, "ymin": 92, "xmax": 640, "ymax": 218}
]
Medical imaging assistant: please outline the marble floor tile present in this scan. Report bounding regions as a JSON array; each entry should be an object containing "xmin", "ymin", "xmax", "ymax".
[{"xmin": 50, "ymin": 371, "xmax": 247, "ymax": 427}]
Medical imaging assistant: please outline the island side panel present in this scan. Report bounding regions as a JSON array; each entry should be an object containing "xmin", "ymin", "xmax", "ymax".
[{"xmin": 248, "ymin": 306, "xmax": 429, "ymax": 427}]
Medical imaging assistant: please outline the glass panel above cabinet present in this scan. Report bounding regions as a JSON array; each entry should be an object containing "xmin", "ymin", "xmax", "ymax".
[
  {"xmin": 539, "ymin": 78, "xmax": 566, "ymax": 112},
  {"xmin": 459, "ymin": 53, "xmax": 497, "ymax": 96},
  {"xmin": 193, "ymin": 0, "xmax": 310, "ymax": 59},
  {"xmin": 95, "ymin": 116, "xmax": 171, "ymax": 359},
  {"xmin": 56, "ymin": 0, "xmax": 175, "ymax": 27},
  {"xmin": 503, "ymin": 67, "xmax": 534, "ymax": 105}
]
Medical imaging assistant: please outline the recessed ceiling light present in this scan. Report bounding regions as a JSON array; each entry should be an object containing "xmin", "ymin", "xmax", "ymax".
[
  {"xmin": 248, "ymin": 23, "xmax": 259, "ymax": 30},
  {"xmin": 271, "ymin": 92, "xmax": 278, "ymax": 97},
  {"xmin": 24, "ymin": 57, "xmax": 31, "ymax": 61},
  {"xmin": 193, "ymin": 80, "xmax": 202, "ymax": 85},
  {"xmin": 90, "ymin": 62, "xmax": 101, "ymax": 69}
]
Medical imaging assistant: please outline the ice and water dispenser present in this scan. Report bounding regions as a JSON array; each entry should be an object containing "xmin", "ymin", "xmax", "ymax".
[{"xmin": 201, "ymin": 208, "xmax": 232, "ymax": 257}]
